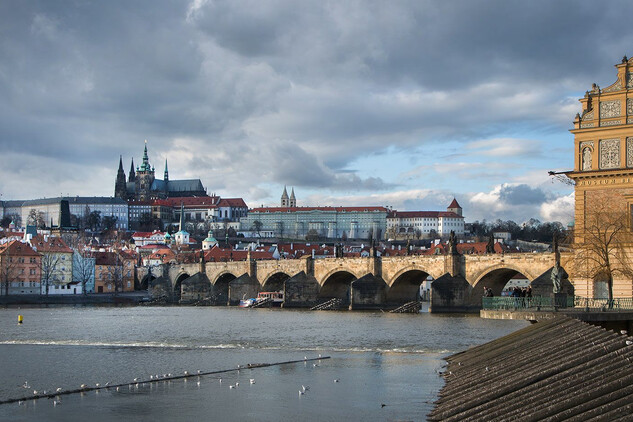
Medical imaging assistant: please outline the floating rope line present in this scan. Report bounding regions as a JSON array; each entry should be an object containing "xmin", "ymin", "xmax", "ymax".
[{"xmin": 0, "ymin": 356, "xmax": 330, "ymax": 405}]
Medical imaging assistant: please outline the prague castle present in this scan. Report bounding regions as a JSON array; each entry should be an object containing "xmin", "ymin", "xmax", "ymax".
[{"xmin": 115, "ymin": 142, "xmax": 206, "ymax": 201}]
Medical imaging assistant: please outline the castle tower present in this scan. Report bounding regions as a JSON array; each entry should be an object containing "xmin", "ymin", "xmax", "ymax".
[
  {"xmin": 128, "ymin": 158, "xmax": 136, "ymax": 182},
  {"xmin": 135, "ymin": 140, "xmax": 155, "ymax": 200},
  {"xmin": 290, "ymin": 187, "xmax": 296, "ymax": 207},
  {"xmin": 447, "ymin": 198, "xmax": 462, "ymax": 216},
  {"xmin": 114, "ymin": 155, "xmax": 127, "ymax": 200},
  {"xmin": 281, "ymin": 186, "xmax": 289, "ymax": 207}
]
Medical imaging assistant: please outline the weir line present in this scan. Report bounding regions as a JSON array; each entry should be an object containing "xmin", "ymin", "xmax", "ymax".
[{"xmin": 0, "ymin": 356, "xmax": 330, "ymax": 406}]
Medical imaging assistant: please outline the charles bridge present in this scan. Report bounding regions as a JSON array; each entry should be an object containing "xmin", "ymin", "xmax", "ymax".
[{"xmin": 139, "ymin": 251, "xmax": 569, "ymax": 312}]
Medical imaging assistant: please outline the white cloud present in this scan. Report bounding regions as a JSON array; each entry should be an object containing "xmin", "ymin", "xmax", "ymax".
[{"xmin": 540, "ymin": 193, "xmax": 575, "ymax": 224}]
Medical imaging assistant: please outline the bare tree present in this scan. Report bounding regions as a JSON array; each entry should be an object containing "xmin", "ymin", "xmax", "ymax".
[
  {"xmin": 39, "ymin": 252, "xmax": 61, "ymax": 296},
  {"xmin": 105, "ymin": 254, "xmax": 124, "ymax": 295},
  {"xmin": 572, "ymin": 202, "xmax": 633, "ymax": 301},
  {"xmin": 27, "ymin": 209, "xmax": 46, "ymax": 228},
  {"xmin": 252, "ymin": 220, "xmax": 263, "ymax": 237},
  {"xmin": 73, "ymin": 250, "xmax": 95, "ymax": 295},
  {"xmin": 0, "ymin": 245, "xmax": 17, "ymax": 295}
]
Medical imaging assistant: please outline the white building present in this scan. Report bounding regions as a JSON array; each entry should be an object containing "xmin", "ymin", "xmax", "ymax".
[
  {"xmin": 387, "ymin": 199, "xmax": 465, "ymax": 238},
  {"xmin": 8, "ymin": 197, "xmax": 129, "ymax": 230}
]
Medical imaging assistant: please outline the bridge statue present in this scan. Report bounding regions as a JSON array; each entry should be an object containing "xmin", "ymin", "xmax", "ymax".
[
  {"xmin": 448, "ymin": 230, "xmax": 459, "ymax": 256},
  {"xmin": 485, "ymin": 234, "xmax": 495, "ymax": 254},
  {"xmin": 550, "ymin": 232, "xmax": 568, "ymax": 294}
]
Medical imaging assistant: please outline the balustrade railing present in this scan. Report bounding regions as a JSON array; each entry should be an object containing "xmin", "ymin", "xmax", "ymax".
[{"xmin": 482, "ymin": 296, "xmax": 633, "ymax": 311}]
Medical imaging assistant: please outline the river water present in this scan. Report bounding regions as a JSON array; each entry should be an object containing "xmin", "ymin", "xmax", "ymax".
[{"xmin": 0, "ymin": 305, "xmax": 527, "ymax": 421}]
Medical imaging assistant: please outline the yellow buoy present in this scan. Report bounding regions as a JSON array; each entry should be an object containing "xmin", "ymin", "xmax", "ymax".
[{"xmin": 18, "ymin": 315, "xmax": 23, "ymax": 324}]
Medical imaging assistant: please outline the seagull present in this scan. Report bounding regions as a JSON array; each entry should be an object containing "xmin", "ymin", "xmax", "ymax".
[
  {"xmin": 626, "ymin": 340, "xmax": 633, "ymax": 346},
  {"xmin": 133, "ymin": 378, "xmax": 138, "ymax": 382},
  {"xmin": 249, "ymin": 379, "xmax": 255, "ymax": 384},
  {"xmin": 318, "ymin": 354, "xmax": 322, "ymax": 358},
  {"xmin": 150, "ymin": 375, "xmax": 154, "ymax": 380},
  {"xmin": 95, "ymin": 383, "xmax": 100, "ymax": 388},
  {"xmin": 381, "ymin": 403, "xmax": 386, "ymax": 408},
  {"xmin": 105, "ymin": 382, "xmax": 110, "ymax": 387},
  {"xmin": 313, "ymin": 363, "xmax": 319, "ymax": 367},
  {"xmin": 219, "ymin": 378, "xmax": 222, "ymax": 383},
  {"xmin": 197, "ymin": 370, "xmax": 202, "ymax": 375},
  {"xmin": 22, "ymin": 381, "xmax": 30, "ymax": 389},
  {"xmin": 56, "ymin": 388, "xmax": 62, "ymax": 393},
  {"xmin": 53, "ymin": 400, "xmax": 61, "ymax": 406},
  {"xmin": 621, "ymin": 330, "xmax": 628, "ymax": 335},
  {"xmin": 116, "ymin": 387, "xmax": 120, "ymax": 392},
  {"xmin": 168, "ymin": 373, "xmax": 172, "ymax": 377},
  {"xmin": 18, "ymin": 400, "xmax": 24, "ymax": 406},
  {"xmin": 196, "ymin": 380, "xmax": 201, "ymax": 387},
  {"xmin": 333, "ymin": 379, "xmax": 339, "ymax": 383},
  {"xmin": 229, "ymin": 385, "xmax": 235, "ymax": 389},
  {"xmin": 33, "ymin": 390, "xmax": 38, "ymax": 395},
  {"xmin": 302, "ymin": 385, "xmax": 310, "ymax": 392},
  {"xmin": 184, "ymin": 371, "xmax": 189, "ymax": 376},
  {"xmin": 235, "ymin": 382, "xmax": 239, "ymax": 387},
  {"xmin": 304, "ymin": 356, "xmax": 307, "ymax": 361},
  {"xmin": 299, "ymin": 390, "xmax": 305, "ymax": 396}
]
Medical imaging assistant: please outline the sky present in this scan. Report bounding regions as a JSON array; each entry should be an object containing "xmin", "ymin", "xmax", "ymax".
[{"xmin": 2, "ymin": 1, "xmax": 633, "ymax": 225}]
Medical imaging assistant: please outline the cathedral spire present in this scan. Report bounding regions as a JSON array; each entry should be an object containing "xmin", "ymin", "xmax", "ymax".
[
  {"xmin": 281, "ymin": 185, "xmax": 289, "ymax": 207},
  {"xmin": 139, "ymin": 140, "xmax": 152, "ymax": 172},
  {"xmin": 290, "ymin": 187, "xmax": 296, "ymax": 207},
  {"xmin": 164, "ymin": 159, "xmax": 169, "ymax": 182},
  {"xmin": 179, "ymin": 202, "xmax": 185, "ymax": 231},
  {"xmin": 128, "ymin": 158, "xmax": 136, "ymax": 182},
  {"xmin": 114, "ymin": 155, "xmax": 127, "ymax": 200}
]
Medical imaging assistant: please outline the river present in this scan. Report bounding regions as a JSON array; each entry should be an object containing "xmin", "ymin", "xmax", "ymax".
[{"xmin": 0, "ymin": 305, "xmax": 527, "ymax": 421}]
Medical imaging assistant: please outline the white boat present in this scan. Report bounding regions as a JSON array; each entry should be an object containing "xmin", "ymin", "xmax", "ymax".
[
  {"xmin": 255, "ymin": 291, "xmax": 284, "ymax": 307},
  {"xmin": 239, "ymin": 297, "xmax": 257, "ymax": 308}
]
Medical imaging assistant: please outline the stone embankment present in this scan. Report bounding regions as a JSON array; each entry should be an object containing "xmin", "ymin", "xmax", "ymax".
[
  {"xmin": 0, "ymin": 292, "xmax": 148, "ymax": 305},
  {"xmin": 429, "ymin": 316, "xmax": 633, "ymax": 421}
]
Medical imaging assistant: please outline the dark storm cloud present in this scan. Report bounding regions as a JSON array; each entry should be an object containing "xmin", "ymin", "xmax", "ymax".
[
  {"xmin": 497, "ymin": 184, "xmax": 548, "ymax": 206},
  {"xmin": 0, "ymin": 0, "xmax": 632, "ymax": 204}
]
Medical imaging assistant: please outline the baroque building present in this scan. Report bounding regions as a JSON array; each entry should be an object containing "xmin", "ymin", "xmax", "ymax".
[
  {"xmin": 115, "ymin": 141, "xmax": 206, "ymax": 201},
  {"xmin": 566, "ymin": 55, "xmax": 633, "ymax": 298}
]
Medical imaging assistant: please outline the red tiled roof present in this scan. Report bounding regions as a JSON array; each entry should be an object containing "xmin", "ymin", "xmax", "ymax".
[
  {"xmin": 30, "ymin": 235, "xmax": 72, "ymax": 253},
  {"xmin": 132, "ymin": 231, "xmax": 165, "ymax": 238},
  {"xmin": 163, "ymin": 196, "xmax": 219, "ymax": 208},
  {"xmin": 218, "ymin": 198, "xmax": 248, "ymax": 208},
  {"xmin": 448, "ymin": 198, "xmax": 461, "ymax": 209},
  {"xmin": 0, "ymin": 240, "xmax": 41, "ymax": 257},
  {"xmin": 388, "ymin": 211, "xmax": 463, "ymax": 219},
  {"xmin": 203, "ymin": 246, "xmax": 274, "ymax": 262},
  {"xmin": 250, "ymin": 206, "xmax": 389, "ymax": 213},
  {"xmin": 92, "ymin": 251, "xmax": 118, "ymax": 266}
]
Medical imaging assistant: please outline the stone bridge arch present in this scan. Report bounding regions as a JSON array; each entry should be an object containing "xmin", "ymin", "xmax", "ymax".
[
  {"xmin": 387, "ymin": 268, "xmax": 434, "ymax": 304},
  {"xmin": 262, "ymin": 271, "xmax": 291, "ymax": 291},
  {"xmin": 173, "ymin": 272, "xmax": 191, "ymax": 301},
  {"xmin": 213, "ymin": 271, "xmax": 241, "ymax": 305},
  {"xmin": 318, "ymin": 269, "xmax": 362, "ymax": 305}
]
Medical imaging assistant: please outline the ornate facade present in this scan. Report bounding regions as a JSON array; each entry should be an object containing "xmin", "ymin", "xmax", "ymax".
[
  {"xmin": 114, "ymin": 142, "xmax": 207, "ymax": 201},
  {"xmin": 566, "ymin": 55, "xmax": 633, "ymax": 297}
]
